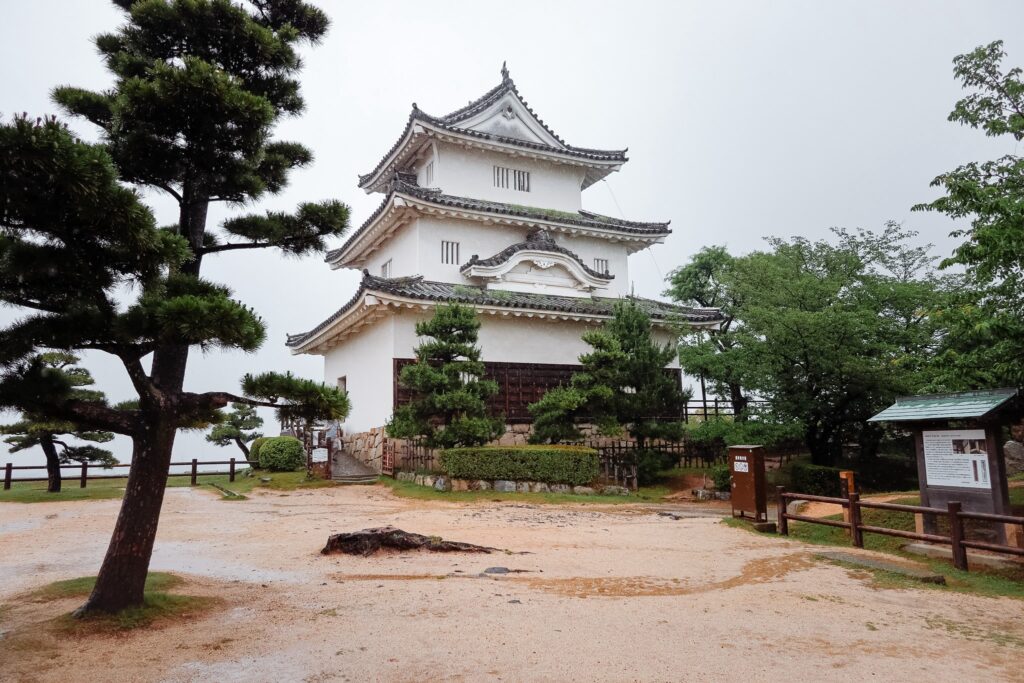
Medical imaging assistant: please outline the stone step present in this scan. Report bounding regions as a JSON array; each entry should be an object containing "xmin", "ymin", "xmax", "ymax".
[{"xmin": 331, "ymin": 474, "xmax": 378, "ymax": 485}]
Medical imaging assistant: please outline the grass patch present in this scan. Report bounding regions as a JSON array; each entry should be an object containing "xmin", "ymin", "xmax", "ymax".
[
  {"xmin": 379, "ymin": 476, "xmax": 670, "ymax": 504},
  {"xmin": 15, "ymin": 571, "xmax": 216, "ymax": 635},
  {"xmin": 54, "ymin": 593, "xmax": 217, "ymax": 634},
  {"xmin": 29, "ymin": 572, "xmax": 183, "ymax": 602},
  {"xmin": 724, "ymin": 506, "xmax": 1024, "ymax": 599},
  {"xmin": 0, "ymin": 468, "xmax": 336, "ymax": 503}
]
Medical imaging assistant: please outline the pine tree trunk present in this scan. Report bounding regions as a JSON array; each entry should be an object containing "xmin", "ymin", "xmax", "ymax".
[
  {"xmin": 77, "ymin": 415, "xmax": 177, "ymax": 614},
  {"xmin": 79, "ymin": 198, "xmax": 208, "ymax": 615},
  {"xmin": 41, "ymin": 435, "xmax": 62, "ymax": 494},
  {"xmin": 234, "ymin": 438, "xmax": 249, "ymax": 458}
]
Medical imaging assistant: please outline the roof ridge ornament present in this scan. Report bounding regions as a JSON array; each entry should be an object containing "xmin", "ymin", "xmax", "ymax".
[{"xmin": 501, "ymin": 61, "xmax": 511, "ymax": 83}]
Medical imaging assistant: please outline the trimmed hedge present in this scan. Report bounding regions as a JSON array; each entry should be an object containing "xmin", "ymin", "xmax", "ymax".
[
  {"xmin": 787, "ymin": 461, "xmax": 843, "ymax": 497},
  {"xmin": 258, "ymin": 436, "xmax": 305, "ymax": 472},
  {"xmin": 249, "ymin": 436, "xmax": 268, "ymax": 463},
  {"xmin": 439, "ymin": 446, "xmax": 599, "ymax": 486}
]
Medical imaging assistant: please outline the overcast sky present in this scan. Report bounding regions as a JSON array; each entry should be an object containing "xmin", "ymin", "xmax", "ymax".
[{"xmin": 2, "ymin": 1, "xmax": 1022, "ymax": 465}]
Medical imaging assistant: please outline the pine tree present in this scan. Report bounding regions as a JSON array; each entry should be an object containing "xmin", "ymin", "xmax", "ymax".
[
  {"xmin": 1, "ymin": 353, "xmax": 116, "ymax": 493},
  {"xmin": 0, "ymin": 1, "xmax": 350, "ymax": 615},
  {"xmin": 387, "ymin": 305, "xmax": 503, "ymax": 449},
  {"xmin": 206, "ymin": 403, "xmax": 264, "ymax": 458},
  {"xmin": 529, "ymin": 302, "xmax": 689, "ymax": 447}
]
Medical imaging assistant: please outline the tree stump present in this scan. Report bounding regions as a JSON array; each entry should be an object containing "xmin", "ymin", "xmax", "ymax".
[{"xmin": 321, "ymin": 526, "xmax": 498, "ymax": 556}]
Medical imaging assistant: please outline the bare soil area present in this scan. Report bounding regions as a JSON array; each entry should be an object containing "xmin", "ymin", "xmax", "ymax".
[{"xmin": 1, "ymin": 484, "xmax": 1022, "ymax": 682}]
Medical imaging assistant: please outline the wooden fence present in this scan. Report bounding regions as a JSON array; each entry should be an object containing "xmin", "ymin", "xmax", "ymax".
[
  {"xmin": 776, "ymin": 486, "xmax": 1024, "ymax": 571},
  {"xmin": 3, "ymin": 459, "xmax": 258, "ymax": 490}
]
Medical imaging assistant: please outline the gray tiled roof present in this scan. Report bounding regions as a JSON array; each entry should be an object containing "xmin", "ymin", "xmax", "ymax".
[
  {"xmin": 325, "ymin": 178, "xmax": 670, "ymax": 265},
  {"xmin": 286, "ymin": 272, "xmax": 723, "ymax": 349},
  {"xmin": 461, "ymin": 229, "xmax": 613, "ymax": 280},
  {"xmin": 358, "ymin": 69, "xmax": 627, "ymax": 189}
]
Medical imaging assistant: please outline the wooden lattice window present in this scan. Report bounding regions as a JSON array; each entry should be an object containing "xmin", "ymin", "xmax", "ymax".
[
  {"xmin": 441, "ymin": 240, "xmax": 460, "ymax": 265},
  {"xmin": 494, "ymin": 165, "xmax": 530, "ymax": 192},
  {"xmin": 593, "ymin": 258, "xmax": 609, "ymax": 274}
]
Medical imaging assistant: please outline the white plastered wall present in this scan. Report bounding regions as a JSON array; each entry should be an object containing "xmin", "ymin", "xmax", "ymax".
[
  {"xmin": 413, "ymin": 216, "xmax": 630, "ymax": 296},
  {"xmin": 430, "ymin": 142, "xmax": 586, "ymax": 212},
  {"xmin": 322, "ymin": 316, "xmax": 396, "ymax": 434},
  {"xmin": 392, "ymin": 309, "xmax": 680, "ymax": 369},
  {"xmin": 323, "ymin": 307, "xmax": 682, "ymax": 433},
  {"xmin": 363, "ymin": 220, "xmax": 419, "ymax": 279}
]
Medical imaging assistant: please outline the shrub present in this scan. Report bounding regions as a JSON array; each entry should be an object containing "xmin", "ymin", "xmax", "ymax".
[
  {"xmin": 710, "ymin": 464, "xmax": 732, "ymax": 491},
  {"xmin": 439, "ymin": 446, "xmax": 599, "ymax": 486},
  {"xmin": 786, "ymin": 461, "xmax": 843, "ymax": 497},
  {"xmin": 636, "ymin": 449, "xmax": 676, "ymax": 486},
  {"xmin": 258, "ymin": 436, "xmax": 305, "ymax": 472},
  {"xmin": 249, "ymin": 436, "xmax": 268, "ymax": 463}
]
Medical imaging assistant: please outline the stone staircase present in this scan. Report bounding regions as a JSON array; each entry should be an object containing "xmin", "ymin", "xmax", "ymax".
[{"xmin": 330, "ymin": 450, "xmax": 379, "ymax": 484}]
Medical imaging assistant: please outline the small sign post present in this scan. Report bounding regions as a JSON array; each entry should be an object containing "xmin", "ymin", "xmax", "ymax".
[{"xmin": 729, "ymin": 445, "xmax": 767, "ymax": 523}]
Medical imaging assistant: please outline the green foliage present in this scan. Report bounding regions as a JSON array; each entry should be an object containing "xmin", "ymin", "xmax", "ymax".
[
  {"xmin": 438, "ymin": 446, "xmax": 599, "ymax": 485},
  {"xmin": 529, "ymin": 301, "xmax": 690, "ymax": 445},
  {"xmin": 710, "ymin": 464, "xmax": 732, "ymax": 491},
  {"xmin": 687, "ymin": 417, "xmax": 803, "ymax": 452},
  {"xmin": 257, "ymin": 436, "xmax": 305, "ymax": 471},
  {"xmin": 785, "ymin": 462, "xmax": 843, "ymax": 497},
  {"xmin": 249, "ymin": 436, "xmax": 269, "ymax": 463},
  {"xmin": 635, "ymin": 449, "xmax": 677, "ymax": 486},
  {"xmin": 717, "ymin": 224, "xmax": 952, "ymax": 465},
  {"xmin": 913, "ymin": 41, "xmax": 1024, "ymax": 388},
  {"xmin": 1, "ymin": 353, "xmax": 117, "ymax": 475},
  {"xmin": 387, "ymin": 305, "xmax": 503, "ymax": 449},
  {"xmin": 528, "ymin": 386, "xmax": 589, "ymax": 444},
  {"xmin": 206, "ymin": 403, "xmax": 263, "ymax": 456},
  {"xmin": 667, "ymin": 246, "xmax": 749, "ymax": 417},
  {"xmin": 242, "ymin": 371, "xmax": 350, "ymax": 436}
]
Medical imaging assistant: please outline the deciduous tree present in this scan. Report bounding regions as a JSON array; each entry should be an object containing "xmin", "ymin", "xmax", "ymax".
[
  {"xmin": 914, "ymin": 40, "xmax": 1024, "ymax": 388},
  {"xmin": 666, "ymin": 246, "xmax": 749, "ymax": 418}
]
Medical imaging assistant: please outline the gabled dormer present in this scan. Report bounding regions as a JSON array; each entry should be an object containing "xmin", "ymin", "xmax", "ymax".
[{"xmin": 357, "ymin": 65, "xmax": 628, "ymax": 203}]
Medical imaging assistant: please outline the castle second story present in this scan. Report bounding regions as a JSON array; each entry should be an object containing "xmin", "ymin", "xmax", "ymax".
[{"xmin": 325, "ymin": 65, "xmax": 672, "ymax": 299}]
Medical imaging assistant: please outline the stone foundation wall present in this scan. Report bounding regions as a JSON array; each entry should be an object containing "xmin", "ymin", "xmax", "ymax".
[
  {"xmin": 338, "ymin": 423, "xmax": 646, "ymax": 474},
  {"xmin": 394, "ymin": 471, "xmax": 630, "ymax": 496}
]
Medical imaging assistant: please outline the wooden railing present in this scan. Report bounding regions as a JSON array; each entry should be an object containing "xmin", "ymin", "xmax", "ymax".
[
  {"xmin": 3, "ymin": 459, "xmax": 258, "ymax": 490},
  {"xmin": 776, "ymin": 486, "xmax": 1024, "ymax": 571}
]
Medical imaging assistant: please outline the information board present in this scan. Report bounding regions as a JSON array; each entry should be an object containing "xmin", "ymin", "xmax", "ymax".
[
  {"xmin": 311, "ymin": 448, "xmax": 329, "ymax": 463},
  {"xmin": 922, "ymin": 429, "xmax": 991, "ymax": 489}
]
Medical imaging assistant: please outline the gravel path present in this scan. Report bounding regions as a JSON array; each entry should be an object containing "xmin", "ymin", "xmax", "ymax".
[{"xmin": 1, "ymin": 485, "xmax": 1022, "ymax": 682}]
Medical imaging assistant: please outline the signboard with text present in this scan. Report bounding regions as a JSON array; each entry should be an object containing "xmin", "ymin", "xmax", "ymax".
[{"xmin": 922, "ymin": 429, "xmax": 991, "ymax": 489}]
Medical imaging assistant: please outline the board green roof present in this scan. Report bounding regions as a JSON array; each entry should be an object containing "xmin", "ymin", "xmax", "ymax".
[{"xmin": 868, "ymin": 388, "xmax": 1019, "ymax": 423}]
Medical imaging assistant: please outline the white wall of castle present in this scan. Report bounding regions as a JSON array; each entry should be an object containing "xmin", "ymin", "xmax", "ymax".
[
  {"xmin": 326, "ymin": 307, "xmax": 681, "ymax": 434},
  {"xmin": 424, "ymin": 141, "xmax": 586, "ymax": 213},
  {"xmin": 360, "ymin": 216, "xmax": 630, "ymax": 296},
  {"xmin": 323, "ymin": 316, "xmax": 395, "ymax": 435}
]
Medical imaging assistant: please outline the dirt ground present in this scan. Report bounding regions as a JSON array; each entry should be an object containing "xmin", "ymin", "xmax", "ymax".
[{"xmin": 1, "ymin": 485, "xmax": 1022, "ymax": 682}]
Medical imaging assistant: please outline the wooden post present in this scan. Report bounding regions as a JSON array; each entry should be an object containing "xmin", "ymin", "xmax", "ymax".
[
  {"xmin": 190, "ymin": 458, "xmax": 198, "ymax": 486},
  {"xmin": 80, "ymin": 461, "xmax": 88, "ymax": 488},
  {"xmin": 3, "ymin": 463, "xmax": 11, "ymax": 490},
  {"xmin": 948, "ymin": 502, "xmax": 968, "ymax": 571},
  {"xmin": 776, "ymin": 486, "xmax": 788, "ymax": 535},
  {"xmin": 229, "ymin": 458, "xmax": 236, "ymax": 483},
  {"xmin": 840, "ymin": 470, "xmax": 855, "ymax": 536},
  {"xmin": 849, "ymin": 492, "xmax": 863, "ymax": 548}
]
